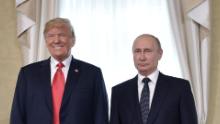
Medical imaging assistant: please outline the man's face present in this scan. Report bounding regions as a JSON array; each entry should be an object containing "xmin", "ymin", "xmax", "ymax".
[
  {"xmin": 132, "ymin": 36, "xmax": 163, "ymax": 76},
  {"xmin": 45, "ymin": 24, "xmax": 74, "ymax": 61}
]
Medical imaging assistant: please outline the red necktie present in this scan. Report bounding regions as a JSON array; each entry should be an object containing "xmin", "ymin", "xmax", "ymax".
[{"xmin": 52, "ymin": 63, "xmax": 65, "ymax": 124}]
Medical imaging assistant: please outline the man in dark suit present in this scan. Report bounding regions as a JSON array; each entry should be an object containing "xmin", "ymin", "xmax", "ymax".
[
  {"xmin": 110, "ymin": 34, "xmax": 197, "ymax": 124},
  {"xmin": 10, "ymin": 18, "xmax": 108, "ymax": 124}
]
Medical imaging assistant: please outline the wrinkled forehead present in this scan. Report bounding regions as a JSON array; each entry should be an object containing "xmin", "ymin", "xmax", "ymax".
[{"xmin": 133, "ymin": 36, "xmax": 158, "ymax": 49}]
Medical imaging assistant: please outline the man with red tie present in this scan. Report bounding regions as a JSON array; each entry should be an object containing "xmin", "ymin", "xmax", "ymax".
[{"xmin": 10, "ymin": 18, "xmax": 108, "ymax": 124}]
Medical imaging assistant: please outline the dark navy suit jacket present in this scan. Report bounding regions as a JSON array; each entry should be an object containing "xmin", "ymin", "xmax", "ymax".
[
  {"xmin": 10, "ymin": 57, "xmax": 108, "ymax": 124},
  {"xmin": 110, "ymin": 72, "xmax": 197, "ymax": 124}
]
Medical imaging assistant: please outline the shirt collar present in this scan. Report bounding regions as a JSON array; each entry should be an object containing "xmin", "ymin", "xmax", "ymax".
[
  {"xmin": 50, "ymin": 55, "xmax": 72, "ymax": 68},
  {"xmin": 138, "ymin": 69, "xmax": 159, "ymax": 84}
]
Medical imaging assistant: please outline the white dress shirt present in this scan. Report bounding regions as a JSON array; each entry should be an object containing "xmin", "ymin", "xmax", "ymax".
[
  {"xmin": 50, "ymin": 55, "xmax": 72, "ymax": 84},
  {"xmin": 138, "ymin": 69, "xmax": 159, "ymax": 108}
]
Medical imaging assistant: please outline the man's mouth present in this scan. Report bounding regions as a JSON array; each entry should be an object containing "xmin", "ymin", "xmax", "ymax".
[{"xmin": 53, "ymin": 45, "xmax": 63, "ymax": 50}]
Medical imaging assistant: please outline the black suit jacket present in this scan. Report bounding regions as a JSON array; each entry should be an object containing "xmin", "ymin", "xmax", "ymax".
[
  {"xmin": 10, "ymin": 57, "xmax": 108, "ymax": 124},
  {"xmin": 110, "ymin": 72, "xmax": 197, "ymax": 124}
]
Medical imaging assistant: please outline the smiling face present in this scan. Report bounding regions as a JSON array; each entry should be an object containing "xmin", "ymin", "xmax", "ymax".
[
  {"xmin": 132, "ymin": 34, "xmax": 163, "ymax": 76},
  {"xmin": 44, "ymin": 18, "xmax": 75, "ymax": 62}
]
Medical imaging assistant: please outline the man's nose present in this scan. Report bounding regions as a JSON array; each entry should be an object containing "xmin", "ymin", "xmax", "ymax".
[
  {"xmin": 139, "ymin": 52, "xmax": 146, "ymax": 60},
  {"xmin": 54, "ymin": 35, "xmax": 60, "ymax": 42}
]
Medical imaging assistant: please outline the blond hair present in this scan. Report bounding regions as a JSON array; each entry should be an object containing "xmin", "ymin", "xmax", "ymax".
[{"xmin": 43, "ymin": 18, "xmax": 75, "ymax": 37}]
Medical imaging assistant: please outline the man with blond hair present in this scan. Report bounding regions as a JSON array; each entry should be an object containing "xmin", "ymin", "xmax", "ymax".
[{"xmin": 11, "ymin": 18, "xmax": 108, "ymax": 124}]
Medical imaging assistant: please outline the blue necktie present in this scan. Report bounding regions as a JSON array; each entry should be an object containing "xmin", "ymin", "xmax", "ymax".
[{"xmin": 140, "ymin": 78, "xmax": 151, "ymax": 124}]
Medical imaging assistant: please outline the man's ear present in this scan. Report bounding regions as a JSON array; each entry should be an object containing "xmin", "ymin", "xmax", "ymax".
[
  {"xmin": 158, "ymin": 49, "xmax": 163, "ymax": 60},
  {"xmin": 72, "ymin": 37, "xmax": 75, "ymax": 47}
]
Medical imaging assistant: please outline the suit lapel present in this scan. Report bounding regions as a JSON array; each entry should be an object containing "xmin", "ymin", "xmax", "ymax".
[
  {"xmin": 40, "ymin": 58, "xmax": 80, "ymax": 114},
  {"xmin": 129, "ymin": 76, "xmax": 143, "ymax": 124},
  {"xmin": 40, "ymin": 58, "xmax": 53, "ymax": 112},
  {"xmin": 147, "ymin": 73, "xmax": 170, "ymax": 124},
  {"xmin": 61, "ymin": 58, "xmax": 80, "ymax": 110}
]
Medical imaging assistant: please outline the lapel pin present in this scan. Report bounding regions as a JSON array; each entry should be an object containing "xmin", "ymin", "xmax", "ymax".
[{"xmin": 74, "ymin": 69, "xmax": 79, "ymax": 73}]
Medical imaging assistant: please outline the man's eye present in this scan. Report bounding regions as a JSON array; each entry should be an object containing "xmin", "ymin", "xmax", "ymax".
[
  {"xmin": 144, "ymin": 49, "xmax": 152, "ymax": 52},
  {"xmin": 134, "ymin": 49, "xmax": 141, "ymax": 53},
  {"xmin": 59, "ymin": 33, "xmax": 66, "ymax": 37}
]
